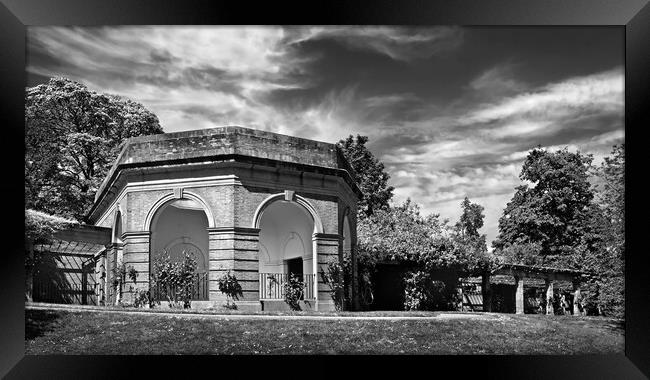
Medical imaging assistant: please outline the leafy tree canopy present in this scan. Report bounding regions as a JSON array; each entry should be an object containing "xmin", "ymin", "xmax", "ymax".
[
  {"xmin": 25, "ymin": 77, "xmax": 163, "ymax": 222},
  {"xmin": 456, "ymin": 197, "xmax": 485, "ymax": 238},
  {"xmin": 493, "ymin": 147, "xmax": 595, "ymax": 266},
  {"xmin": 25, "ymin": 209, "xmax": 78, "ymax": 245},
  {"xmin": 358, "ymin": 198, "xmax": 491, "ymax": 274},
  {"xmin": 452, "ymin": 197, "xmax": 494, "ymax": 273},
  {"xmin": 337, "ymin": 135, "xmax": 394, "ymax": 218}
]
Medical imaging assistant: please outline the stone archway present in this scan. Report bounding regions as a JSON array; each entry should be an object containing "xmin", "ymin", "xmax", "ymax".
[
  {"xmin": 253, "ymin": 192, "xmax": 322, "ymax": 301},
  {"xmin": 149, "ymin": 197, "xmax": 210, "ymax": 300}
]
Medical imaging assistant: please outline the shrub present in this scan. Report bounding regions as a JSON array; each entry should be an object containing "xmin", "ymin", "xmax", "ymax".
[
  {"xmin": 217, "ymin": 270, "xmax": 243, "ymax": 310},
  {"xmin": 131, "ymin": 288, "xmax": 151, "ymax": 308},
  {"xmin": 123, "ymin": 265, "xmax": 152, "ymax": 308},
  {"xmin": 320, "ymin": 260, "xmax": 345, "ymax": 311},
  {"xmin": 151, "ymin": 251, "xmax": 198, "ymax": 309},
  {"xmin": 403, "ymin": 270, "xmax": 459, "ymax": 311},
  {"xmin": 269, "ymin": 273, "xmax": 304, "ymax": 311}
]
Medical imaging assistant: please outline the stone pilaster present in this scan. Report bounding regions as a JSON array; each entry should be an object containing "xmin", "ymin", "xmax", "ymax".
[
  {"xmin": 122, "ymin": 231, "xmax": 151, "ymax": 304},
  {"xmin": 314, "ymin": 232, "xmax": 341, "ymax": 311},
  {"xmin": 545, "ymin": 279, "xmax": 555, "ymax": 315},
  {"xmin": 104, "ymin": 243, "xmax": 121, "ymax": 305},
  {"xmin": 515, "ymin": 275, "xmax": 525, "ymax": 314},
  {"xmin": 208, "ymin": 227, "xmax": 260, "ymax": 309},
  {"xmin": 572, "ymin": 279, "xmax": 581, "ymax": 316}
]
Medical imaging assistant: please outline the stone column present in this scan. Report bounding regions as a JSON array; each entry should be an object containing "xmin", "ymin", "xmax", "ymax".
[
  {"xmin": 314, "ymin": 233, "xmax": 342, "ymax": 311},
  {"xmin": 514, "ymin": 275, "xmax": 525, "ymax": 314},
  {"xmin": 572, "ymin": 279, "xmax": 581, "ymax": 316},
  {"xmin": 121, "ymin": 231, "xmax": 151, "ymax": 304},
  {"xmin": 208, "ymin": 227, "xmax": 260, "ymax": 311},
  {"xmin": 545, "ymin": 278, "xmax": 555, "ymax": 315},
  {"xmin": 105, "ymin": 243, "xmax": 120, "ymax": 305},
  {"xmin": 351, "ymin": 246, "xmax": 360, "ymax": 311},
  {"xmin": 481, "ymin": 273, "xmax": 492, "ymax": 312}
]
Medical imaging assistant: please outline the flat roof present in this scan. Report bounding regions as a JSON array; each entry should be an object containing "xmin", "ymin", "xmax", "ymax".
[{"xmin": 89, "ymin": 126, "xmax": 360, "ymax": 220}]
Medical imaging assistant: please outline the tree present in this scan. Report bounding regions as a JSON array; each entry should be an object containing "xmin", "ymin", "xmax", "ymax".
[
  {"xmin": 25, "ymin": 77, "xmax": 163, "ymax": 221},
  {"xmin": 493, "ymin": 147, "xmax": 595, "ymax": 267},
  {"xmin": 456, "ymin": 197, "xmax": 485, "ymax": 238},
  {"xmin": 579, "ymin": 145, "xmax": 625, "ymax": 317},
  {"xmin": 452, "ymin": 197, "xmax": 493, "ymax": 274},
  {"xmin": 337, "ymin": 135, "xmax": 394, "ymax": 217}
]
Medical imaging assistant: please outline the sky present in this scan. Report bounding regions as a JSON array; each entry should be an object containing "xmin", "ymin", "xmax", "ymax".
[{"xmin": 26, "ymin": 26, "xmax": 625, "ymax": 247}]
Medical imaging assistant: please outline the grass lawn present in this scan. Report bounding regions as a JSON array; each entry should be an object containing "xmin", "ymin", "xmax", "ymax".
[{"xmin": 25, "ymin": 308, "xmax": 624, "ymax": 355}]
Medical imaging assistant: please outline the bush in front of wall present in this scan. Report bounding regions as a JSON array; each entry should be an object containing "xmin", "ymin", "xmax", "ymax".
[
  {"xmin": 320, "ymin": 260, "xmax": 345, "ymax": 311},
  {"xmin": 217, "ymin": 270, "xmax": 244, "ymax": 310},
  {"xmin": 150, "ymin": 251, "xmax": 198, "ymax": 309}
]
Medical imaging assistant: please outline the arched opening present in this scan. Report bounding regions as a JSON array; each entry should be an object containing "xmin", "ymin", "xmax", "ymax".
[
  {"xmin": 257, "ymin": 198, "xmax": 317, "ymax": 300},
  {"xmin": 112, "ymin": 210, "xmax": 123, "ymax": 245},
  {"xmin": 149, "ymin": 198, "xmax": 209, "ymax": 300}
]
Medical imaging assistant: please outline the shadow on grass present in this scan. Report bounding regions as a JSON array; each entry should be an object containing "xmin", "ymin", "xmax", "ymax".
[{"xmin": 25, "ymin": 309, "xmax": 62, "ymax": 340}]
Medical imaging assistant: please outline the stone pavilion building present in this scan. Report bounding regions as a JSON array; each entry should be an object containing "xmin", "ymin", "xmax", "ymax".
[{"xmin": 85, "ymin": 126, "xmax": 361, "ymax": 311}]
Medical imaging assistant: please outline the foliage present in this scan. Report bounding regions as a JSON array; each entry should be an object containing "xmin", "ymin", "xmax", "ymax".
[
  {"xmin": 25, "ymin": 77, "xmax": 163, "ymax": 222},
  {"xmin": 123, "ymin": 265, "xmax": 153, "ymax": 308},
  {"xmin": 451, "ymin": 197, "xmax": 495, "ymax": 275},
  {"xmin": 456, "ymin": 197, "xmax": 485, "ymax": 237},
  {"xmin": 493, "ymin": 145, "xmax": 625, "ymax": 318},
  {"xmin": 320, "ymin": 260, "xmax": 346, "ymax": 311},
  {"xmin": 337, "ymin": 135, "xmax": 394, "ymax": 218},
  {"xmin": 151, "ymin": 251, "xmax": 198, "ymax": 309},
  {"xmin": 497, "ymin": 242, "xmax": 543, "ymax": 266},
  {"xmin": 579, "ymin": 145, "xmax": 625, "ymax": 318},
  {"xmin": 493, "ymin": 147, "xmax": 595, "ymax": 267},
  {"xmin": 131, "ymin": 288, "xmax": 152, "ymax": 308},
  {"xmin": 358, "ymin": 199, "xmax": 460, "ymax": 270},
  {"xmin": 270, "ymin": 274, "xmax": 304, "ymax": 311},
  {"xmin": 127, "ymin": 266, "xmax": 138, "ymax": 284},
  {"xmin": 25, "ymin": 209, "xmax": 78, "ymax": 245},
  {"xmin": 111, "ymin": 262, "xmax": 127, "ymax": 289},
  {"xmin": 357, "ymin": 198, "xmax": 495, "ymax": 310},
  {"xmin": 217, "ymin": 271, "xmax": 244, "ymax": 310},
  {"xmin": 403, "ymin": 271, "xmax": 458, "ymax": 311}
]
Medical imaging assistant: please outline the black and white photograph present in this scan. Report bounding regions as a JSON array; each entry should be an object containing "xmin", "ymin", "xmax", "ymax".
[{"xmin": 24, "ymin": 25, "xmax": 626, "ymax": 356}]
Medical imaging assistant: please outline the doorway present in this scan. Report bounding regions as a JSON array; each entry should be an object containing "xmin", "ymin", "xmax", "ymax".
[{"xmin": 286, "ymin": 257, "xmax": 303, "ymax": 278}]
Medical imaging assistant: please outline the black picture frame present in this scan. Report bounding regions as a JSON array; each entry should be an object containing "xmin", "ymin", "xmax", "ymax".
[{"xmin": 2, "ymin": 0, "xmax": 649, "ymax": 378}]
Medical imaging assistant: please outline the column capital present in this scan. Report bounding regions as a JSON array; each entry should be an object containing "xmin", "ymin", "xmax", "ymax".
[
  {"xmin": 122, "ymin": 231, "xmax": 151, "ymax": 238},
  {"xmin": 207, "ymin": 227, "xmax": 261, "ymax": 236},
  {"xmin": 313, "ymin": 233, "xmax": 341, "ymax": 241}
]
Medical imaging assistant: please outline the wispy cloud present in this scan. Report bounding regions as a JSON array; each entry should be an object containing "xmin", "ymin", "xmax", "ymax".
[
  {"xmin": 283, "ymin": 26, "xmax": 464, "ymax": 61},
  {"xmin": 468, "ymin": 62, "xmax": 528, "ymax": 96}
]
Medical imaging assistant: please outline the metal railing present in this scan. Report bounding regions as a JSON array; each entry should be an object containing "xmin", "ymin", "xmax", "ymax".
[
  {"xmin": 150, "ymin": 272, "xmax": 209, "ymax": 301},
  {"xmin": 259, "ymin": 273, "xmax": 316, "ymax": 300}
]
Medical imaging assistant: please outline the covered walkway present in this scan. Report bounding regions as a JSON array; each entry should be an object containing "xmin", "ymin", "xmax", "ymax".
[{"xmin": 480, "ymin": 264, "xmax": 587, "ymax": 315}]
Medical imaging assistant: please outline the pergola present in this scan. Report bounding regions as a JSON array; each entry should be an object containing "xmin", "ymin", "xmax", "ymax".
[{"xmin": 481, "ymin": 263, "xmax": 587, "ymax": 315}]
